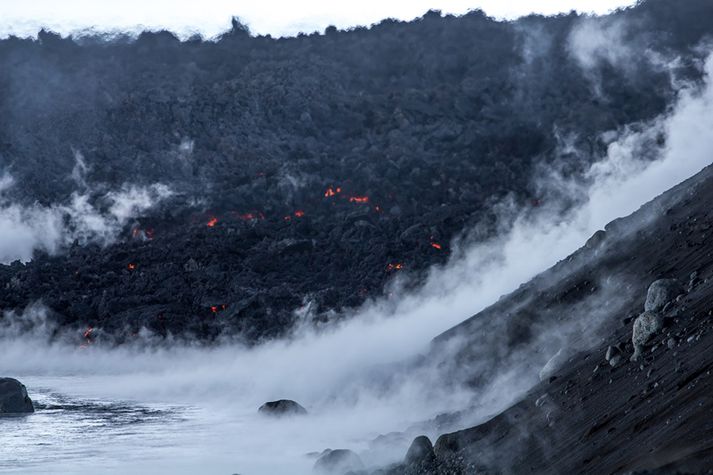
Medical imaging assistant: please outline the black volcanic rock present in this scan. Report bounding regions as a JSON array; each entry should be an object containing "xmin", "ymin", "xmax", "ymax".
[
  {"xmin": 404, "ymin": 435, "xmax": 435, "ymax": 466},
  {"xmin": 0, "ymin": 378, "xmax": 34, "ymax": 414},
  {"xmin": 258, "ymin": 399, "xmax": 307, "ymax": 417},
  {"xmin": 313, "ymin": 449, "xmax": 364, "ymax": 474}
]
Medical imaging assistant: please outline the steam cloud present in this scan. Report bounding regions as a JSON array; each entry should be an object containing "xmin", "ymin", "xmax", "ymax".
[{"xmin": 0, "ymin": 171, "xmax": 172, "ymax": 264}]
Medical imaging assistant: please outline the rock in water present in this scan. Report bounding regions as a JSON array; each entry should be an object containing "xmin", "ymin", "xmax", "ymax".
[
  {"xmin": 644, "ymin": 279, "xmax": 683, "ymax": 313},
  {"xmin": 0, "ymin": 378, "xmax": 34, "ymax": 414},
  {"xmin": 258, "ymin": 399, "xmax": 307, "ymax": 417},
  {"xmin": 631, "ymin": 311, "xmax": 664, "ymax": 361},
  {"xmin": 404, "ymin": 435, "xmax": 436, "ymax": 466},
  {"xmin": 313, "ymin": 449, "xmax": 364, "ymax": 474}
]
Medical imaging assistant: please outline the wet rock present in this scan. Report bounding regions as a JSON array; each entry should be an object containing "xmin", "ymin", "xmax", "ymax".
[
  {"xmin": 313, "ymin": 449, "xmax": 364, "ymax": 474},
  {"xmin": 644, "ymin": 279, "xmax": 683, "ymax": 313},
  {"xmin": 404, "ymin": 435, "xmax": 435, "ymax": 465},
  {"xmin": 0, "ymin": 378, "xmax": 34, "ymax": 414},
  {"xmin": 258, "ymin": 399, "xmax": 307, "ymax": 417},
  {"xmin": 631, "ymin": 311, "xmax": 663, "ymax": 361}
]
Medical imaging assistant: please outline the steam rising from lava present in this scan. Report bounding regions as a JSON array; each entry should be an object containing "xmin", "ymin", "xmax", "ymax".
[{"xmin": 0, "ymin": 175, "xmax": 172, "ymax": 264}]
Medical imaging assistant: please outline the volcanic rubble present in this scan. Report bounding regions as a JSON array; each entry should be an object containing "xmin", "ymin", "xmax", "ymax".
[{"xmin": 371, "ymin": 165, "xmax": 713, "ymax": 474}]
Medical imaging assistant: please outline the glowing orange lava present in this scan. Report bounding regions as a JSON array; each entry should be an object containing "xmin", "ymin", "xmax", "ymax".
[
  {"xmin": 324, "ymin": 187, "xmax": 342, "ymax": 197},
  {"xmin": 127, "ymin": 263, "xmax": 136, "ymax": 271},
  {"xmin": 431, "ymin": 242, "xmax": 442, "ymax": 250},
  {"xmin": 349, "ymin": 196, "xmax": 369, "ymax": 204},
  {"xmin": 386, "ymin": 263, "xmax": 404, "ymax": 271},
  {"xmin": 132, "ymin": 227, "xmax": 154, "ymax": 240},
  {"xmin": 207, "ymin": 217, "xmax": 218, "ymax": 227},
  {"xmin": 294, "ymin": 210, "xmax": 305, "ymax": 218}
]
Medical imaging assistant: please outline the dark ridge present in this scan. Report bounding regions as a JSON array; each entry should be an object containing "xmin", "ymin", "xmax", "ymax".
[{"xmin": 380, "ymin": 164, "xmax": 713, "ymax": 473}]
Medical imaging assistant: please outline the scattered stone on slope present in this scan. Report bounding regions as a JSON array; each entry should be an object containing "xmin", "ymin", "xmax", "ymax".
[
  {"xmin": 631, "ymin": 311, "xmax": 664, "ymax": 361},
  {"xmin": 644, "ymin": 279, "xmax": 683, "ymax": 313},
  {"xmin": 605, "ymin": 345, "xmax": 623, "ymax": 367},
  {"xmin": 258, "ymin": 399, "xmax": 307, "ymax": 417},
  {"xmin": 0, "ymin": 378, "xmax": 34, "ymax": 414}
]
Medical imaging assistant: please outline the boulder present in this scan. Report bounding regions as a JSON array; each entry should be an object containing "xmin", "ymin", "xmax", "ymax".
[
  {"xmin": 258, "ymin": 399, "xmax": 307, "ymax": 417},
  {"xmin": 644, "ymin": 279, "xmax": 683, "ymax": 313},
  {"xmin": 631, "ymin": 311, "xmax": 663, "ymax": 361},
  {"xmin": 404, "ymin": 435, "xmax": 435, "ymax": 465},
  {"xmin": 539, "ymin": 348, "xmax": 568, "ymax": 381},
  {"xmin": 605, "ymin": 345, "xmax": 623, "ymax": 368},
  {"xmin": 313, "ymin": 449, "xmax": 364, "ymax": 474},
  {"xmin": 0, "ymin": 378, "xmax": 34, "ymax": 414}
]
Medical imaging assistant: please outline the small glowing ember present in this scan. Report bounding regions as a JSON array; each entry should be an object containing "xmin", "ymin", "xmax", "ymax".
[
  {"xmin": 324, "ymin": 187, "xmax": 342, "ymax": 197},
  {"xmin": 83, "ymin": 327, "xmax": 94, "ymax": 339},
  {"xmin": 294, "ymin": 210, "xmax": 305, "ymax": 218},
  {"xmin": 386, "ymin": 263, "xmax": 404, "ymax": 271},
  {"xmin": 207, "ymin": 217, "xmax": 218, "ymax": 227},
  {"xmin": 132, "ymin": 227, "xmax": 155, "ymax": 240},
  {"xmin": 431, "ymin": 242, "xmax": 442, "ymax": 250},
  {"xmin": 127, "ymin": 263, "xmax": 137, "ymax": 271},
  {"xmin": 210, "ymin": 304, "xmax": 227, "ymax": 314},
  {"xmin": 349, "ymin": 196, "xmax": 369, "ymax": 204}
]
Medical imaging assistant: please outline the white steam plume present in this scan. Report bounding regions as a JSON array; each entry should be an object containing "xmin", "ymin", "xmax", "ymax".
[{"xmin": 0, "ymin": 179, "xmax": 172, "ymax": 264}]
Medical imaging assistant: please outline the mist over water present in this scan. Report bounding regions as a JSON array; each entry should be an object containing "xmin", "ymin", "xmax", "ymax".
[{"xmin": 2, "ymin": 40, "xmax": 713, "ymax": 475}]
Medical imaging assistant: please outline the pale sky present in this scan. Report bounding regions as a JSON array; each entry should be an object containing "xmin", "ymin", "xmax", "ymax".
[{"xmin": 0, "ymin": 0, "xmax": 638, "ymax": 39}]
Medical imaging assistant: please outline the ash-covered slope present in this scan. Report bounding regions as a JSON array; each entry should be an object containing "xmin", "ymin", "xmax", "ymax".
[
  {"xmin": 2, "ymin": 0, "xmax": 713, "ymax": 344},
  {"xmin": 384, "ymin": 166, "xmax": 713, "ymax": 473}
]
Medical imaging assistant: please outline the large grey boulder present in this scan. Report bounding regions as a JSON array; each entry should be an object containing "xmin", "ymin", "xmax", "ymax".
[
  {"xmin": 258, "ymin": 399, "xmax": 307, "ymax": 417},
  {"xmin": 644, "ymin": 279, "xmax": 683, "ymax": 313},
  {"xmin": 631, "ymin": 311, "xmax": 664, "ymax": 361},
  {"xmin": 313, "ymin": 449, "xmax": 364, "ymax": 474},
  {"xmin": 0, "ymin": 378, "xmax": 34, "ymax": 414}
]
